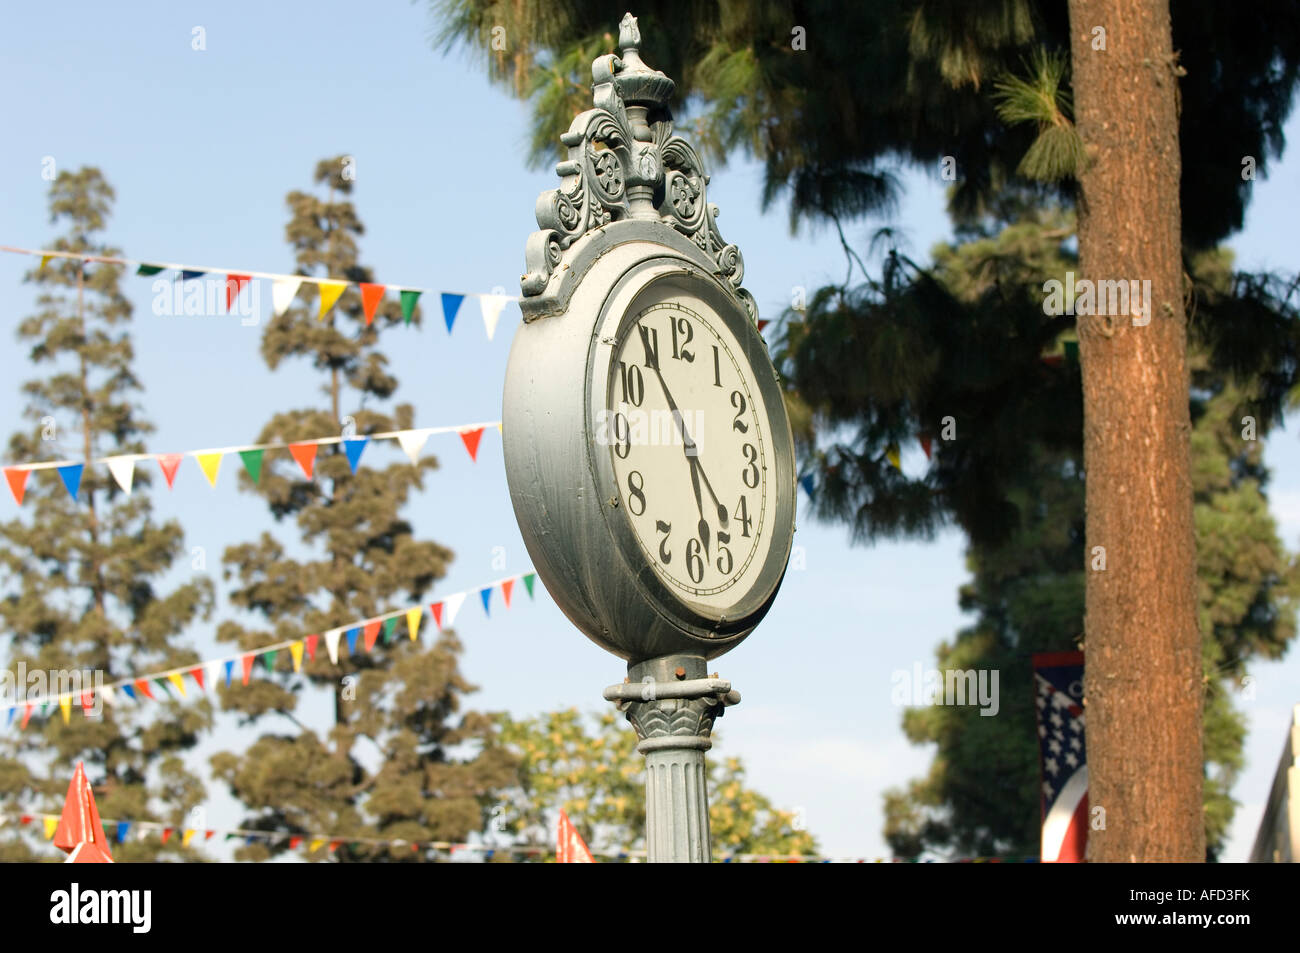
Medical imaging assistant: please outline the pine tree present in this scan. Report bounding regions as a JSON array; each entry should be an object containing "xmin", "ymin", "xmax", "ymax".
[
  {"xmin": 0, "ymin": 168, "xmax": 214, "ymax": 861},
  {"xmin": 210, "ymin": 157, "xmax": 514, "ymax": 861}
]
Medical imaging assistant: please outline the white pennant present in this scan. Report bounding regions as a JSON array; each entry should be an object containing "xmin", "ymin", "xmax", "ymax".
[
  {"xmin": 272, "ymin": 277, "xmax": 303, "ymax": 317},
  {"xmin": 205, "ymin": 659, "xmax": 224, "ymax": 691},
  {"xmin": 99, "ymin": 685, "xmax": 116, "ymax": 707},
  {"xmin": 478, "ymin": 294, "xmax": 512, "ymax": 341},
  {"xmin": 396, "ymin": 429, "xmax": 431, "ymax": 465},
  {"xmin": 324, "ymin": 628, "xmax": 343, "ymax": 665},
  {"xmin": 443, "ymin": 591, "xmax": 467, "ymax": 627},
  {"xmin": 105, "ymin": 456, "xmax": 135, "ymax": 494}
]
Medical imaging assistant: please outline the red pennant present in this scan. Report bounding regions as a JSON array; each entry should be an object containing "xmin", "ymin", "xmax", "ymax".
[
  {"xmin": 328, "ymin": 840, "xmax": 341, "ymax": 853},
  {"xmin": 459, "ymin": 427, "xmax": 484, "ymax": 462},
  {"xmin": 135, "ymin": 679, "xmax": 154, "ymax": 700},
  {"xmin": 430, "ymin": 602, "xmax": 444, "ymax": 630},
  {"xmin": 305, "ymin": 633, "xmax": 319, "ymax": 661},
  {"xmin": 757, "ymin": 319, "xmax": 770, "ymax": 333},
  {"xmin": 80, "ymin": 690, "xmax": 94, "ymax": 713},
  {"xmin": 161, "ymin": 828, "xmax": 173, "ymax": 844},
  {"xmin": 157, "ymin": 454, "xmax": 183, "ymax": 489},
  {"xmin": 502, "ymin": 579, "xmax": 514, "ymax": 609},
  {"xmin": 920, "ymin": 434, "xmax": 932, "ymax": 460},
  {"xmin": 225, "ymin": 274, "xmax": 251, "ymax": 310},
  {"xmin": 363, "ymin": 621, "xmax": 380, "ymax": 652},
  {"xmin": 205, "ymin": 830, "xmax": 216, "ymax": 841},
  {"xmin": 4, "ymin": 468, "xmax": 29, "ymax": 505},
  {"xmin": 556, "ymin": 809, "xmax": 594, "ymax": 863},
  {"xmin": 359, "ymin": 283, "xmax": 386, "ymax": 325},
  {"xmin": 289, "ymin": 836, "xmax": 303, "ymax": 849},
  {"xmin": 21, "ymin": 704, "xmax": 32, "ymax": 730},
  {"xmin": 241, "ymin": 654, "xmax": 254, "ymax": 685},
  {"xmin": 20, "ymin": 815, "xmax": 33, "ymax": 825},
  {"xmin": 53, "ymin": 761, "xmax": 112, "ymax": 861},
  {"xmin": 189, "ymin": 666, "xmax": 205, "ymax": 691},
  {"xmin": 288, "ymin": 443, "xmax": 317, "ymax": 479}
]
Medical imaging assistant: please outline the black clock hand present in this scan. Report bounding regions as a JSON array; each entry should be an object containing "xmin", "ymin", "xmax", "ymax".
[
  {"xmin": 645, "ymin": 351, "xmax": 729, "ymax": 529},
  {"xmin": 688, "ymin": 456, "xmax": 710, "ymax": 557}
]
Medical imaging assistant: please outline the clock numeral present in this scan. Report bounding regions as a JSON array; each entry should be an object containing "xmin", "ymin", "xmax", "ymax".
[
  {"xmin": 613, "ymin": 412, "xmax": 631, "ymax": 459},
  {"xmin": 671, "ymin": 316, "xmax": 695, "ymax": 362},
  {"xmin": 741, "ymin": 444, "xmax": 759, "ymax": 489},
  {"xmin": 619, "ymin": 361, "xmax": 645, "ymax": 406},
  {"xmin": 627, "ymin": 470, "xmax": 646, "ymax": 516},
  {"xmin": 735, "ymin": 494, "xmax": 753, "ymax": 538},
  {"xmin": 716, "ymin": 530, "xmax": 733, "ymax": 575},
  {"xmin": 712, "ymin": 345, "xmax": 722, "ymax": 388},
  {"xmin": 638, "ymin": 324, "xmax": 660, "ymax": 370},
  {"xmin": 731, "ymin": 390, "xmax": 748, "ymax": 433},
  {"xmin": 686, "ymin": 537, "xmax": 704, "ymax": 584},
  {"xmin": 655, "ymin": 519, "xmax": 671, "ymax": 564}
]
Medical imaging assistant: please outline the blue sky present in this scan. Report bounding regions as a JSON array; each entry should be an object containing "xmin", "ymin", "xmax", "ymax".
[{"xmin": 1, "ymin": 1, "xmax": 1297, "ymax": 861}]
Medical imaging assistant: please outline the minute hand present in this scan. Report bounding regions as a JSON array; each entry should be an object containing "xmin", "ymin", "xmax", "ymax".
[{"xmin": 646, "ymin": 359, "xmax": 728, "ymax": 527}]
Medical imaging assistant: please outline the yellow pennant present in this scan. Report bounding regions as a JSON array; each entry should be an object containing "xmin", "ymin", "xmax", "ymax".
[
  {"xmin": 317, "ymin": 280, "xmax": 348, "ymax": 320},
  {"xmin": 39, "ymin": 254, "xmax": 52, "ymax": 271},
  {"xmin": 406, "ymin": 607, "xmax": 423, "ymax": 641},
  {"xmin": 44, "ymin": 816, "xmax": 59, "ymax": 839},
  {"xmin": 168, "ymin": 673, "xmax": 186, "ymax": 697},
  {"xmin": 886, "ymin": 443, "xmax": 901, "ymax": 471},
  {"xmin": 182, "ymin": 829, "xmax": 197, "ymax": 846},
  {"xmin": 309, "ymin": 838, "xmax": 325, "ymax": 852},
  {"xmin": 289, "ymin": 640, "xmax": 304, "ymax": 673},
  {"xmin": 59, "ymin": 695, "xmax": 72, "ymax": 724},
  {"xmin": 196, "ymin": 452, "xmax": 223, "ymax": 487}
]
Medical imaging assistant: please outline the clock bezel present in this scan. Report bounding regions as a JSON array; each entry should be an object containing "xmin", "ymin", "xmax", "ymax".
[{"xmin": 584, "ymin": 259, "xmax": 795, "ymax": 640}]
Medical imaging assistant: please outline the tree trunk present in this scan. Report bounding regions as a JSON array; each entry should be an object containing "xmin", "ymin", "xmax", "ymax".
[{"xmin": 1067, "ymin": 0, "xmax": 1204, "ymax": 861}]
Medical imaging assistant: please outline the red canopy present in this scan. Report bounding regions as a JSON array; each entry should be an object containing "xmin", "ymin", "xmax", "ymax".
[{"xmin": 53, "ymin": 761, "xmax": 113, "ymax": 863}]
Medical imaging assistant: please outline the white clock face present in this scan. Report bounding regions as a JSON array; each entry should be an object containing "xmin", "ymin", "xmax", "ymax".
[{"xmin": 604, "ymin": 294, "xmax": 776, "ymax": 615}]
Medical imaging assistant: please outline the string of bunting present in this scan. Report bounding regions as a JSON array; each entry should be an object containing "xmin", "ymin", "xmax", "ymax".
[
  {"xmin": 2, "ymin": 420, "xmax": 499, "ymax": 505},
  {"xmin": 0, "ymin": 245, "xmax": 517, "ymax": 338},
  {"xmin": 2, "ymin": 570, "xmax": 541, "ymax": 725},
  {"xmin": 0, "ymin": 813, "xmax": 1036, "ymax": 862}
]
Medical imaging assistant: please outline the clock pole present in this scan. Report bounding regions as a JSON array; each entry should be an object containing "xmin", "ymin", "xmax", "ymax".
[{"xmin": 604, "ymin": 654, "xmax": 739, "ymax": 863}]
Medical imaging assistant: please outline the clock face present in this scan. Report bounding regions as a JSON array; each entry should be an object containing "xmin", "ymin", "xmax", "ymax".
[{"xmin": 604, "ymin": 292, "xmax": 777, "ymax": 617}]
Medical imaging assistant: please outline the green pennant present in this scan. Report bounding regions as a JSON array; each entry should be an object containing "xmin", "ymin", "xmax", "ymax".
[
  {"xmin": 382, "ymin": 617, "xmax": 399, "ymax": 644},
  {"xmin": 523, "ymin": 573, "xmax": 536, "ymax": 598},
  {"xmin": 155, "ymin": 677, "xmax": 172, "ymax": 698},
  {"xmin": 225, "ymin": 833, "xmax": 238, "ymax": 841},
  {"xmin": 136, "ymin": 263, "xmax": 164, "ymax": 276},
  {"xmin": 262, "ymin": 650, "xmax": 278, "ymax": 673},
  {"xmin": 238, "ymin": 449, "xmax": 264, "ymax": 484},
  {"xmin": 399, "ymin": 290, "xmax": 422, "ymax": 325}
]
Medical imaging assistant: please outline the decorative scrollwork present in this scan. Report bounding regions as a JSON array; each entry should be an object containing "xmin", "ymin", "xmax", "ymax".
[{"xmin": 521, "ymin": 13, "xmax": 753, "ymax": 313}]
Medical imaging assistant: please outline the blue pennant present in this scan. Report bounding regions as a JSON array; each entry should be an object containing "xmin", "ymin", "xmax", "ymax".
[
  {"xmin": 798, "ymin": 473, "xmax": 815, "ymax": 500},
  {"xmin": 120, "ymin": 683, "xmax": 136, "ymax": 702},
  {"xmin": 346, "ymin": 627, "xmax": 360, "ymax": 655},
  {"xmin": 480, "ymin": 586, "xmax": 492, "ymax": 616},
  {"xmin": 440, "ymin": 293, "xmax": 464, "ymax": 333},
  {"xmin": 117, "ymin": 822, "xmax": 131, "ymax": 843},
  {"xmin": 223, "ymin": 659, "xmax": 234, "ymax": 687},
  {"xmin": 57, "ymin": 463, "xmax": 84, "ymax": 500},
  {"xmin": 343, "ymin": 437, "xmax": 369, "ymax": 474}
]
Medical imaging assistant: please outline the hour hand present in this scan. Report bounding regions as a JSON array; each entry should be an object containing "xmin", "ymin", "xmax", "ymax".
[{"xmin": 689, "ymin": 457, "xmax": 710, "ymax": 556}]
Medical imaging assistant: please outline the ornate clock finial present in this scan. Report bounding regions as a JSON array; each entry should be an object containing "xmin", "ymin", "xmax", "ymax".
[{"xmin": 520, "ymin": 12, "xmax": 755, "ymax": 323}]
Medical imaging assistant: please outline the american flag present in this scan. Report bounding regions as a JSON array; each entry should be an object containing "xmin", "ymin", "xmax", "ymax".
[{"xmin": 1033, "ymin": 651, "xmax": 1087, "ymax": 862}]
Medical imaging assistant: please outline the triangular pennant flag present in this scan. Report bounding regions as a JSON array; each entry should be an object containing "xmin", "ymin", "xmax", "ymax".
[
  {"xmin": 757, "ymin": 319, "xmax": 770, "ymax": 333},
  {"xmin": 799, "ymin": 473, "xmax": 815, "ymax": 500},
  {"xmin": 289, "ymin": 836, "xmax": 303, "ymax": 850},
  {"xmin": 459, "ymin": 427, "xmax": 484, "ymax": 462},
  {"xmin": 195, "ymin": 452, "xmax": 223, "ymax": 487},
  {"xmin": 105, "ymin": 456, "xmax": 135, "ymax": 494},
  {"xmin": 440, "ymin": 293, "xmax": 464, "ymax": 333},
  {"xmin": 4, "ymin": 468, "xmax": 29, "ymax": 505},
  {"xmin": 44, "ymin": 816, "xmax": 59, "ymax": 839},
  {"xmin": 345, "ymin": 627, "xmax": 360, "ymax": 656},
  {"xmin": 886, "ymin": 443, "xmax": 901, "ymax": 471},
  {"xmin": 161, "ymin": 828, "xmax": 174, "ymax": 844},
  {"xmin": 157, "ymin": 454, "xmax": 183, "ymax": 489},
  {"xmin": 39, "ymin": 254, "xmax": 52, "ymax": 271},
  {"xmin": 189, "ymin": 666, "xmax": 205, "ymax": 691},
  {"xmin": 223, "ymin": 660, "xmax": 234, "ymax": 688},
  {"xmin": 556, "ymin": 809, "xmax": 594, "ymax": 863},
  {"xmin": 117, "ymin": 822, "xmax": 131, "ymax": 843},
  {"xmin": 317, "ymin": 280, "xmax": 348, "ymax": 320},
  {"xmin": 324, "ymin": 629, "xmax": 342, "ymax": 664},
  {"xmin": 430, "ymin": 602, "xmax": 444, "ymax": 630},
  {"xmin": 167, "ymin": 673, "xmax": 186, "ymax": 697},
  {"xmin": 382, "ymin": 617, "xmax": 399, "ymax": 644},
  {"xmin": 288, "ymin": 443, "xmax": 317, "ymax": 479},
  {"xmin": 59, "ymin": 695, "xmax": 72, "ymax": 724},
  {"xmin": 57, "ymin": 464, "xmax": 83, "ymax": 501},
  {"xmin": 79, "ymin": 690, "xmax": 94, "ymax": 713},
  {"xmin": 399, "ymin": 289, "xmax": 422, "ymax": 325},
  {"xmin": 480, "ymin": 587, "xmax": 492, "ymax": 617},
  {"xmin": 305, "ymin": 633, "xmax": 319, "ymax": 662},
  {"xmin": 136, "ymin": 264, "xmax": 164, "ymax": 276},
  {"xmin": 120, "ymin": 684, "xmax": 135, "ymax": 703},
  {"xmin": 21, "ymin": 703, "xmax": 32, "ymax": 729},
  {"xmin": 523, "ymin": 573, "xmax": 536, "ymax": 598},
  {"xmin": 359, "ymin": 283, "xmax": 386, "ymax": 325},
  {"xmin": 478, "ymin": 294, "xmax": 511, "ymax": 341},
  {"xmin": 920, "ymin": 434, "xmax": 933, "ymax": 461},
  {"xmin": 135, "ymin": 679, "xmax": 154, "ymax": 701},
  {"xmin": 272, "ymin": 277, "xmax": 302, "ymax": 316},
  {"xmin": 343, "ymin": 437, "xmax": 369, "ymax": 474},
  {"xmin": 309, "ymin": 838, "xmax": 325, "ymax": 852},
  {"xmin": 406, "ymin": 607, "xmax": 423, "ymax": 641},
  {"xmin": 238, "ymin": 448, "xmax": 264, "ymax": 484},
  {"xmin": 154, "ymin": 677, "xmax": 172, "ymax": 699},
  {"xmin": 444, "ymin": 591, "xmax": 467, "ymax": 627},
  {"xmin": 262, "ymin": 650, "xmax": 278, "ymax": 673},
  {"xmin": 396, "ymin": 429, "xmax": 430, "ymax": 465},
  {"xmin": 179, "ymin": 270, "xmax": 205, "ymax": 282},
  {"xmin": 290, "ymin": 640, "xmax": 304, "ymax": 672},
  {"xmin": 225, "ymin": 274, "xmax": 251, "ymax": 311},
  {"xmin": 502, "ymin": 578, "xmax": 515, "ymax": 609},
  {"xmin": 363, "ymin": 620, "xmax": 381, "ymax": 651},
  {"xmin": 182, "ymin": 829, "xmax": 198, "ymax": 847},
  {"xmin": 240, "ymin": 654, "xmax": 254, "ymax": 685}
]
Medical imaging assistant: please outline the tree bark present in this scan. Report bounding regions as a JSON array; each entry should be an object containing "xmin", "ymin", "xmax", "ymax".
[{"xmin": 1067, "ymin": 0, "xmax": 1204, "ymax": 861}]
